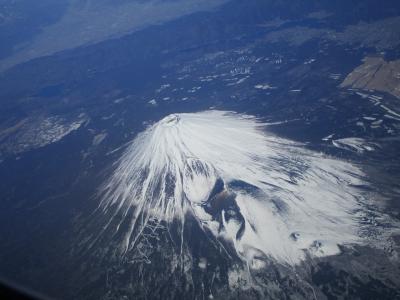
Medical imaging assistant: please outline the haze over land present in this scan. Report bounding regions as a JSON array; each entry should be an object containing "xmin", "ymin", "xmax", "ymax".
[{"xmin": 0, "ymin": 0, "xmax": 228, "ymax": 71}]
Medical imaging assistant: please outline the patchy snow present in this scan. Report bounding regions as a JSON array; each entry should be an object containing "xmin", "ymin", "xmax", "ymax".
[
  {"xmin": 148, "ymin": 99, "xmax": 158, "ymax": 106},
  {"xmin": 254, "ymin": 84, "xmax": 277, "ymax": 90},
  {"xmin": 92, "ymin": 132, "xmax": 108, "ymax": 146},
  {"xmin": 332, "ymin": 137, "xmax": 377, "ymax": 153},
  {"xmin": 1, "ymin": 114, "xmax": 87, "ymax": 155}
]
